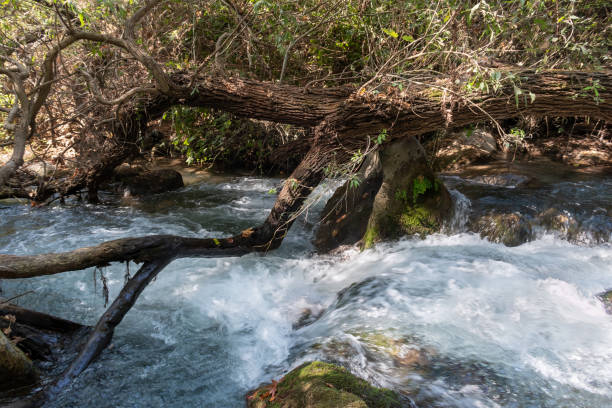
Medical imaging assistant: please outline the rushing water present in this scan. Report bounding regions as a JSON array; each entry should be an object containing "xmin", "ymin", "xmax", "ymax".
[{"xmin": 1, "ymin": 165, "xmax": 612, "ymax": 407}]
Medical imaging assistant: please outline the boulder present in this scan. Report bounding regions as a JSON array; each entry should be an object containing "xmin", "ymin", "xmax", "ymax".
[
  {"xmin": 536, "ymin": 208, "xmax": 580, "ymax": 240},
  {"xmin": 351, "ymin": 331, "xmax": 432, "ymax": 371},
  {"xmin": 314, "ymin": 153, "xmax": 382, "ymax": 253},
  {"xmin": 429, "ymin": 127, "xmax": 498, "ymax": 171},
  {"xmin": 246, "ymin": 361, "xmax": 403, "ymax": 408},
  {"xmin": 363, "ymin": 136, "xmax": 452, "ymax": 248},
  {"xmin": 471, "ymin": 212, "xmax": 533, "ymax": 246},
  {"xmin": 113, "ymin": 164, "xmax": 184, "ymax": 196}
]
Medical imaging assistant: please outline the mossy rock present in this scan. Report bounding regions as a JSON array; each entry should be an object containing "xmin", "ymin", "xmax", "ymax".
[
  {"xmin": 349, "ymin": 331, "xmax": 433, "ymax": 371},
  {"xmin": 246, "ymin": 361, "xmax": 403, "ymax": 408},
  {"xmin": 472, "ymin": 212, "xmax": 533, "ymax": 247},
  {"xmin": 537, "ymin": 208, "xmax": 580, "ymax": 240},
  {"xmin": 597, "ymin": 289, "xmax": 612, "ymax": 314}
]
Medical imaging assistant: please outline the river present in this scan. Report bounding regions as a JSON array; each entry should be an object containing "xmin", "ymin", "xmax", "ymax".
[{"xmin": 1, "ymin": 163, "xmax": 611, "ymax": 407}]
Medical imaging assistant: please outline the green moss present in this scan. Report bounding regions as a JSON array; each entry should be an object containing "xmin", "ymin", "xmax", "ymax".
[
  {"xmin": 399, "ymin": 205, "xmax": 439, "ymax": 236},
  {"xmin": 248, "ymin": 361, "xmax": 402, "ymax": 408},
  {"xmin": 362, "ymin": 226, "xmax": 378, "ymax": 249},
  {"xmin": 412, "ymin": 175, "xmax": 433, "ymax": 204},
  {"xmin": 394, "ymin": 189, "xmax": 408, "ymax": 203}
]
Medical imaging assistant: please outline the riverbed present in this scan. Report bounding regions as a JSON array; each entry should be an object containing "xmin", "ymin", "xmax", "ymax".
[{"xmin": 1, "ymin": 162, "xmax": 611, "ymax": 407}]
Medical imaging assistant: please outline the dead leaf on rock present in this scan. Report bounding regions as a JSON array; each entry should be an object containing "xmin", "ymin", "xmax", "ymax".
[{"xmin": 241, "ymin": 228, "xmax": 255, "ymax": 238}]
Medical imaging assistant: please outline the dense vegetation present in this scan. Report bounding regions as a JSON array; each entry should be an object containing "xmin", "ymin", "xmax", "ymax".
[{"xmin": 1, "ymin": 0, "xmax": 610, "ymax": 182}]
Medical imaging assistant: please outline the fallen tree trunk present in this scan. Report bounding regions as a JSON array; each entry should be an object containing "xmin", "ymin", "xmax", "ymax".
[{"xmin": 27, "ymin": 70, "xmax": 612, "ymax": 204}]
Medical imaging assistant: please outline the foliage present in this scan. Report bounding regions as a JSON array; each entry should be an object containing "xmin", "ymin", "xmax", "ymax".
[
  {"xmin": 163, "ymin": 106, "xmax": 283, "ymax": 172},
  {"xmin": 412, "ymin": 175, "xmax": 435, "ymax": 205},
  {"xmin": 0, "ymin": 0, "xmax": 609, "ymax": 181}
]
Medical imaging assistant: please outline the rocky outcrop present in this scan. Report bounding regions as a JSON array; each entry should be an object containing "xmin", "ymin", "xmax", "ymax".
[
  {"xmin": 113, "ymin": 164, "xmax": 184, "ymax": 196},
  {"xmin": 246, "ymin": 361, "xmax": 403, "ymax": 408}
]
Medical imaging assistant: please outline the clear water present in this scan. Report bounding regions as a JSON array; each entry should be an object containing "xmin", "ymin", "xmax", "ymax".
[{"xmin": 1, "ymin": 170, "xmax": 611, "ymax": 408}]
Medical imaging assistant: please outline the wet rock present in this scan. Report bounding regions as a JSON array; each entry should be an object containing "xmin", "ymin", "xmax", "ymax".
[
  {"xmin": 537, "ymin": 208, "xmax": 580, "ymax": 240},
  {"xmin": 352, "ymin": 332, "xmax": 433, "ymax": 371},
  {"xmin": 292, "ymin": 308, "xmax": 325, "ymax": 330},
  {"xmin": 429, "ymin": 127, "xmax": 498, "ymax": 171},
  {"xmin": 597, "ymin": 289, "xmax": 612, "ymax": 314},
  {"xmin": 113, "ymin": 164, "xmax": 184, "ymax": 196},
  {"xmin": 246, "ymin": 361, "xmax": 403, "ymax": 408},
  {"xmin": 472, "ymin": 212, "xmax": 533, "ymax": 246},
  {"xmin": 467, "ymin": 173, "xmax": 532, "ymax": 188},
  {"xmin": 314, "ymin": 153, "xmax": 383, "ymax": 253}
]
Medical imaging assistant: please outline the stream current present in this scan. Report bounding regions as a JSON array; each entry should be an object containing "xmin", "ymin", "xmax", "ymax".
[{"xmin": 1, "ymin": 164, "xmax": 612, "ymax": 407}]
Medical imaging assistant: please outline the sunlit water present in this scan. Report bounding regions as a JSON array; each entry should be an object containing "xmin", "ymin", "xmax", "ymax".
[{"xmin": 1, "ymin": 169, "xmax": 612, "ymax": 407}]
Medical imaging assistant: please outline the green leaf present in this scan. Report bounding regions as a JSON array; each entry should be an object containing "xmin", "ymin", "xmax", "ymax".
[
  {"xmin": 383, "ymin": 28, "xmax": 398, "ymax": 38},
  {"xmin": 401, "ymin": 35, "xmax": 414, "ymax": 42}
]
